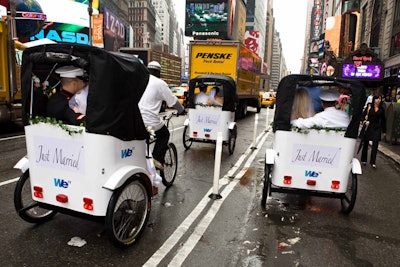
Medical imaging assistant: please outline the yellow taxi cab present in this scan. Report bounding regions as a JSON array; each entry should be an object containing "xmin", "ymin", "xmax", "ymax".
[
  {"xmin": 171, "ymin": 86, "xmax": 188, "ymax": 107},
  {"xmin": 261, "ymin": 91, "xmax": 276, "ymax": 108}
]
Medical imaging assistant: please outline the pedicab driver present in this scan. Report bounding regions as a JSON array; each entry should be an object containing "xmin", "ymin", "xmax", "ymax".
[
  {"xmin": 291, "ymin": 89, "xmax": 350, "ymax": 129},
  {"xmin": 46, "ymin": 66, "xmax": 87, "ymax": 125},
  {"xmin": 139, "ymin": 61, "xmax": 185, "ymax": 169}
]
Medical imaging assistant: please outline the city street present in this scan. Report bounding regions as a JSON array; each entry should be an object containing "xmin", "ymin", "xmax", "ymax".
[{"xmin": 0, "ymin": 108, "xmax": 399, "ymax": 267}]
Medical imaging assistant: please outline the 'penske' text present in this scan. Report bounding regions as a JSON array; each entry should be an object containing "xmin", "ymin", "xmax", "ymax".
[{"xmin": 195, "ymin": 53, "xmax": 232, "ymax": 59}]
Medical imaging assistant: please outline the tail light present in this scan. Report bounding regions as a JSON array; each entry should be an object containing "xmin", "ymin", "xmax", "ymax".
[
  {"xmin": 307, "ymin": 179, "xmax": 316, "ymax": 186},
  {"xmin": 83, "ymin": 197, "xmax": 94, "ymax": 210},
  {"xmin": 205, "ymin": 134, "xmax": 210, "ymax": 138},
  {"xmin": 56, "ymin": 194, "xmax": 68, "ymax": 203},
  {"xmin": 331, "ymin": 180, "xmax": 340, "ymax": 190},
  {"xmin": 33, "ymin": 186, "xmax": 43, "ymax": 198},
  {"xmin": 193, "ymin": 132, "xmax": 198, "ymax": 137},
  {"xmin": 283, "ymin": 176, "xmax": 292, "ymax": 185}
]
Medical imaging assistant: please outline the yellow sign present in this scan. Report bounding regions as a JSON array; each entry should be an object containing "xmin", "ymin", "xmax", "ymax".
[{"xmin": 190, "ymin": 44, "xmax": 238, "ymax": 80}]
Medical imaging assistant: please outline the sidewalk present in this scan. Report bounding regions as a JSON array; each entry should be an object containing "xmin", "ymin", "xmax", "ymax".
[{"xmin": 378, "ymin": 139, "xmax": 400, "ymax": 166}]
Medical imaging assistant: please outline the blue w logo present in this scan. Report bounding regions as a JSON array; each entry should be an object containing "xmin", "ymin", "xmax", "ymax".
[
  {"xmin": 305, "ymin": 170, "xmax": 319, "ymax": 177},
  {"xmin": 54, "ymin": 178, "xmax": 69, "ymax": 188},
  {"xmin": 204, "ymin": 128, "xmax": 212, "ymax": 133},
  {"xmin": 121, "ymin": 148, "xmax": 133, "ymax": 158}
]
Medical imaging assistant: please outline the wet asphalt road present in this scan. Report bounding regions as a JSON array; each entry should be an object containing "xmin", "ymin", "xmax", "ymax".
[{"xmin": 0, "ymin": 109, "xmax": 399, "ymax": 266}]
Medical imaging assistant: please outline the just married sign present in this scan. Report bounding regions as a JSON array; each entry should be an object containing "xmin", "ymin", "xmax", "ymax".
[
  {"xmin": 33, "ymin": 136, "xmax": 85, "ymax": 173},
  {"xmin": 195, "ymin": 114, "xmax": 221, "ymax": 126},
  {"xmin": 291, "ymin": 143, "xmax": 341, "ymax": 168}
]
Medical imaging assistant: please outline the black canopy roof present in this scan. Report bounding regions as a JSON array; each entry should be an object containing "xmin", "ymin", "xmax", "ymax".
[
  {"xmin": 187, "ymin": 75, "xmax": 238, "ymax": 112},
  {"xmin": 21, "ymin": 43, "xmax": 150, "ymax": 141},
  {"xmin": 273, "ymin": 74, "xmax": 366, "ymax": 139}
]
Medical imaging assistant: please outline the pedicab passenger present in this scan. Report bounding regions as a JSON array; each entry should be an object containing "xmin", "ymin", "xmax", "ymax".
[
  {"xmin": 46, "ymin": 66, "xmax": 87, "ymax": 125},
  {"xmin": 208, "ymin": 86, "xmax": 223, "ymax": 106},
  {"xmin": 195, "ymin": 83, "xmax": 209, "ymax": 105},
  {"xmin": 291, "ymin": 89, "xmax": 350, "ymax": 129},
  {"xmin": 139, "ymin": 61, "xmax": 185, "ymax": 170},
  {"xmin": 291, "ymin": 87, "xmax": 314, "ymax": 121}
]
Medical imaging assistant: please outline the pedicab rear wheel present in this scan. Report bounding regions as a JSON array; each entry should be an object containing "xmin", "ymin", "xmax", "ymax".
[
  {"xmin": 183, "ymin": 125, "xmax": 192, "ymax": 150},
  {"xmin": 340, "ymin": 172, "xmax": 357, "ymax": 214},
  {"xmin": 160, "ymin": 143, "xmax": 178, "ymax": 187},
  {"xmin": 261, "ymin": 164, "xmax": 272, "ymax": 208},
  {"xmin": 106, "ymin": 177, "xmax": 151, "ymax": 248},
  {"xmin": 14, "ymin": 170, "xmax": 57, "ymax": 224},
  {"xmin": 228, "ymin": 125, "xmax": 237, "ymax": 155}
]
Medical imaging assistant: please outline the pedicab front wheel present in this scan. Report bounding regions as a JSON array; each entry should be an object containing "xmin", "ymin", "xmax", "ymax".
[
  {"xmin": 261, "ymin": 164, "xmax": 272, "ymax": 208},
  {"xmin": 340, "ymin": 172, "xmax": 358, "ymax": 214},
  {"xmin": 160, "ymin": 142, "xmax": 178, "ymax": 187},
  {"xmin": 106, "ymin": 177, "xmax": 151, "ymax": 248},
  {"xmin": 14, "ymin": 170, "xmax": 57, "ymax": 224},
  {"xmin": 183, "ymin": 125, "xmax": 192, "ymax": 150},
  {"xmin": 228, "ymin": 125, "xmax": 237, "ymax": 155}
]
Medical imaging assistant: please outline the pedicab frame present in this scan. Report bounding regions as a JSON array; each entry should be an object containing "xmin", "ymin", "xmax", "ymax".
[
  {"xmin": 13, "ymin": 43, "xmax": 157, "ymax": 247},
  {"xmin": 183, "ymin": 75, "xmax": 238, "ymax": 154},
  {"xmin": 263, "ymin": 74, "xmax": 366, "ymax": 214}
]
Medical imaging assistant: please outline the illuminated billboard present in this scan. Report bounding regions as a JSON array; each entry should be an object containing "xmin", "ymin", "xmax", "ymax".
[
  {"xmin": 185, "ymin": 0, "xmax": 229, "ymax": 39},
  {"xmin": 185, "ymin": 0, "xmax": 245, "ymax": 40},
  {"xmin": 27, "ymin": 0, "xmax": 99, "ymax": 45},
  {"xmin": 342, "ymin": 64, "xmax": 381, "ymax": 79}
]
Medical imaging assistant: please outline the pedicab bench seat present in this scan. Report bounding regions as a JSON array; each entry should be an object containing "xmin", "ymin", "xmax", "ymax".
[
  {"xmin": 188, "ymin": 105, "xmax": 235, "ymax": 141},
  {"xmin": 271, "ymin": 129, "xmax": 356, "ymax": 193},
  {"xmin": 25, "ymin": 123, "xmax": 148, "ymax": 216}
]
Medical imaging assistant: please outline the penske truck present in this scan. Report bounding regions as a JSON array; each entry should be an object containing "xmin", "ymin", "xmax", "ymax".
[{"xmin": 189, "ymin": 40, "xmax": 262, "ymax": 118}]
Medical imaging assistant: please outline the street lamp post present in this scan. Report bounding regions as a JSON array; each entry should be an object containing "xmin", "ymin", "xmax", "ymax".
[{"xmin": 88, "ymin": 0, "xmax": 93, "ymax": 45}]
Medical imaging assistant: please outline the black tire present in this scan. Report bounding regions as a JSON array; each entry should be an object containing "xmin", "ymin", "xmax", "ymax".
[
  {"xmin": 105, "ymin": 178, "xmax": 151, "ymax": 248},
  {"xmin": 14, "ymin": 170, "xmax": 57, "ymax": 224},
  {"xmin": 341, "ymin": 172, "xmax": 357, "ymax": 214},
  {"xmin": 261, "ymin": 164, "xmax": 272, "ymax": 208},
  {"xmin": 160, "ymin": 143, "xmax": 178, "ymax": 187},
  {"xmin": 183, "ymin": 125, "xmax": 192, "ymax": 150},
  {"xmin": 228, "ymin": 125, "xmax": 237, "ymax": 155}
]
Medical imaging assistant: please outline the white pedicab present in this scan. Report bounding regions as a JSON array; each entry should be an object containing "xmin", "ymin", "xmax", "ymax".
[
  {"xmin": 262, "ymin": 75, "xmax": 366, "ymax": 214},
  {"xmin": 13, "ymin": 44, "xmax": 165, "ymax": 247},
  {"xmin": 183, "ymin": 75, "xmax": 238, "ymax": 154}
]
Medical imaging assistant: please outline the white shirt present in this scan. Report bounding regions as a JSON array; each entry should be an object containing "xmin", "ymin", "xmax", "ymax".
[
  {"xmin": 68, "ymin": 85, "xmax": 88, "ymax": 115},
  {"xmin": 195, "ymin": 91, "xmax": 209, "ymax": 105},
  {"xmin": 291, "ymin": 107, "xmax": 350, "ymax": 129},
  {"xmin": 139, "ymin": 75, "xmax": 178, "ymax": 131}
]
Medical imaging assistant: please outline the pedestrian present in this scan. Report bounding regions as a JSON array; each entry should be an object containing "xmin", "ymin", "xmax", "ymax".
[
  {"xmin": 139, "ymin": 61, "xmax": 185, "ymax": 170},
  {"xmin": 46, "ymin": 65, "xmax": 87, "ymax": 125},
  {"xmin": 361, "ymin": 95, "xmax": 386, "ymax": 168}
]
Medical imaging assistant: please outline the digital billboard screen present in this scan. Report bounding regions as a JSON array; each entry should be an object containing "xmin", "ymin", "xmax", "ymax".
[
  {"xmin": 342, "ymin": 64, "xmax": 382, "ymax": 79},
  {"xmin": 185, "ymin": 0, "xmax": 229, "ymax": 39}
]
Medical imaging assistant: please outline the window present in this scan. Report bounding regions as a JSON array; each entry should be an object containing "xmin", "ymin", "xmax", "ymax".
[{"xmin": 370, "ymin": 0, "xmax": 381, "ymax": 48}]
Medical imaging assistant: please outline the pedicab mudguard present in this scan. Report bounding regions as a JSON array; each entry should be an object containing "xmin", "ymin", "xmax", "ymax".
[
  {"xmin": 351, "ymin": 158, "xmax": 362, "ymax": 175},
  {"xmin": 265, "ymin": 149, "xmax": 276, "ymax": 165},
  {"xmin": 184, "ymin": 118, "xmax": 189, "ymax": 126},
  {"xmin": 14, "ymin": 156, "xmax": 29, "ymax": 173},
  {"xmin": 228, "ymin": 122, "xmax": 236, "ymax": 130},
  {"xmin": 102, "ymin": 165, "xmax": 151, "ymax": 190}
]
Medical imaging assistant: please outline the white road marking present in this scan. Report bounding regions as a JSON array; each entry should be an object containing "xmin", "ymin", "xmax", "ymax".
[
  {"xmin": 144, "ymin": 128, "xmax": 271, "ymax": 266},
  {"xmin": 0, "ymin": 135, "xmax": 25, "ymax": 142},
  {"xmin": 0, "ymin": 177, "xmax": 20, "ymax": 186}
]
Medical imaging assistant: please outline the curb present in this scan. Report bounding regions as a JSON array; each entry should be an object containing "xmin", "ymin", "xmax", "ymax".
[{"xmin": 378, "ymin": 144, "xmax": 400, "ymax": 166}]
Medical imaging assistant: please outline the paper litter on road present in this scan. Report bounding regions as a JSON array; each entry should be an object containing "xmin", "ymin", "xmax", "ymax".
[{"xmin": 67, "ymin": 236, "xmax": 87, "ymax": 247}]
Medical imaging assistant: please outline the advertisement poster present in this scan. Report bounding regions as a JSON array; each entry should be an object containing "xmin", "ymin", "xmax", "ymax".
[
  {"xmin": 91, "ymin": 13, "xmax": 104, "ymax": 48},
  {"xmin": 244, "ymin": 30, "xmax": 260, "ymax": 55},
  {"xmin": 103, "ymin": 7, "xmax": 125, "ymax": 51}
]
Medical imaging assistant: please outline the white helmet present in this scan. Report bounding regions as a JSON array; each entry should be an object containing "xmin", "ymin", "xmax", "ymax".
[{"xmin": 147, "ymin": 61, "xmax": 161, "ymax": 71}]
